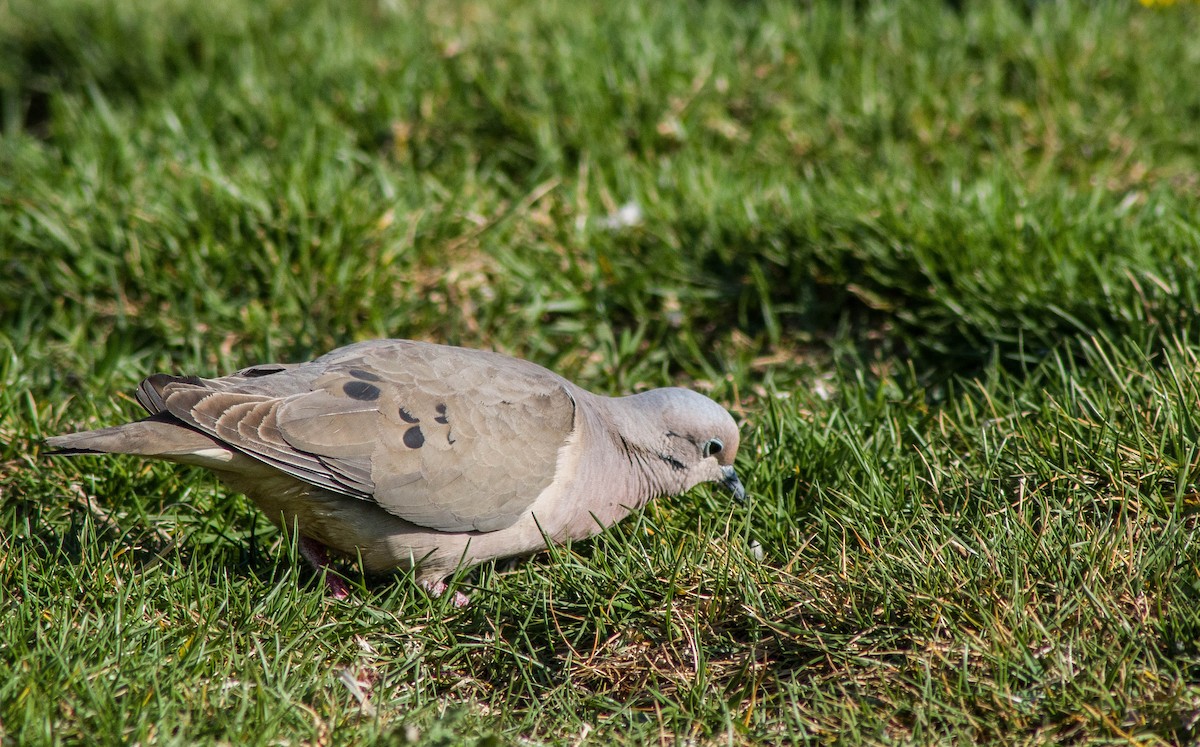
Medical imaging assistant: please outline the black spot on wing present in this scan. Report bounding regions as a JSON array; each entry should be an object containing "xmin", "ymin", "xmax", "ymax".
[
  {"xmin": 434, "ymin": 402, "xmax": 449, "ymax": 424},
  {"xmin": 399, "ymin": 407, "xmax": 420, "ymax": 423},
  {"xmin": 343, "ymin": 381, "xmax": 382, "ymax": 401},
  {"xmin": 236, "ymin": 365, "xmax": 286, "ymax": 378},
  {"xmin": 403, "ymin": 425, "xmax": 425, "ymax": 449},
  {"xmin": 348, "ymin": 368, "xmax": 382, "ymax": 382}
]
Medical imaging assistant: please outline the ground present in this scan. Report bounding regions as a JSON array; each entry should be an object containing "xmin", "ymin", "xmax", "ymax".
[{"xmin": 2, "ymin": 0, "xmax": 1200, "ymax": 743}]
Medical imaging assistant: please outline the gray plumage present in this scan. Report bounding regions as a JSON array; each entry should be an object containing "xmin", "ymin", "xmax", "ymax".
[{"xmin": 46, "ymin": 340, "xmax": 744, "ymax": 602}]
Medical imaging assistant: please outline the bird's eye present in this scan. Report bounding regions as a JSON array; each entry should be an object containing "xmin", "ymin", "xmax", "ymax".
[{"xmin": 703, "ymin": 438, "xmax": 723, "ymax": 458}]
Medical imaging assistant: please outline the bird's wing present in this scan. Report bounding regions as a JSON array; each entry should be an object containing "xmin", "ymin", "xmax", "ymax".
[{"xmin": 150, "ymin": 341, "xmax": 576, "ymax": 532}]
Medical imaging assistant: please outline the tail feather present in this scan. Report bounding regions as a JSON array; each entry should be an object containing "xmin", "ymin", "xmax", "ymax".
[{"xmin": 45, "ymin": 413, "xmax": 231, "ymax": 463}]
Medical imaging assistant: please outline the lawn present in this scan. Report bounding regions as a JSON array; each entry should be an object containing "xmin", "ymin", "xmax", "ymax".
[{"xmin": 3, "ymin": 0, "xmax": 1200, "ymax": 743}]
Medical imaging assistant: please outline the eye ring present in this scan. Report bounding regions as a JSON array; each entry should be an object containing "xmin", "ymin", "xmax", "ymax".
[{"xmin": 703, "ymin": 438, "xmax": 723, "ymax": 458}]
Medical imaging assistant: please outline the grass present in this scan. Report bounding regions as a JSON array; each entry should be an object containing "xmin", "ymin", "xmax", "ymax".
[{"xmin": 2, "ymin": 0, "xmax": 1200, "ymax": 742}]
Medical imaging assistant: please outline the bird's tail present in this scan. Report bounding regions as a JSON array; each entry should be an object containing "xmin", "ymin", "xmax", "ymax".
[{"xmin": 45, "ymin": 414, "xmax": 227, "ymax": 461}]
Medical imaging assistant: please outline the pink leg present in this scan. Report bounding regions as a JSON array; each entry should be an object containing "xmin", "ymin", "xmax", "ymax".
[
  {"xmin": 298, "ymin": 536, "xmax": 350, "ymax": 600},
  {"xmin": 419, "ymin": 579, "xmax": 471, "ymax": 608}
]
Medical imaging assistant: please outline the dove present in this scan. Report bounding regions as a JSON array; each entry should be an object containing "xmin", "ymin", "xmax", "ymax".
[{"xmin": 45, "ymin": 339, "xmax": 745, "ymax": 605}]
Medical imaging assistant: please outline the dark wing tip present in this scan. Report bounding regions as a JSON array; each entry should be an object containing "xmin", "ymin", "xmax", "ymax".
[{"xmin": 136, "ymin": 373, "xmax": 202, "ymax": 414}]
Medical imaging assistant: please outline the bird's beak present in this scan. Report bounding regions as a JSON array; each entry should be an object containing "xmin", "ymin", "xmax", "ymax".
[{"xmin": 720, "ymin": 466, "xmax": 747, "ymax": 504}]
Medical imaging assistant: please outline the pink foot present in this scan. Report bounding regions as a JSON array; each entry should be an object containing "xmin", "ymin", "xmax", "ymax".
[
  {"xmin": 298, "ymin": 536, "xmax": 350, "ymax": 600},
  {"xmin": 420, "ymin": 579, "xmax": 471, "ymax": 608},
  {"xmin": 325, "ymin": 574, "xmax": 350, "ymax": 600}
]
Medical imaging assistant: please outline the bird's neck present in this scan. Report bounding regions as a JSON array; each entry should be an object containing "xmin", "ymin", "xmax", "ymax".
[{"xmin": 555, "ymin": 392, "xmax": 684, "ymax": 540}]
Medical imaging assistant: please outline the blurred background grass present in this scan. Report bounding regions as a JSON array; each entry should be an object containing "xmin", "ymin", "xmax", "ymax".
[{"xmin": 2, "ymin": 0, "xmax": 1200, "ymax": 743}]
